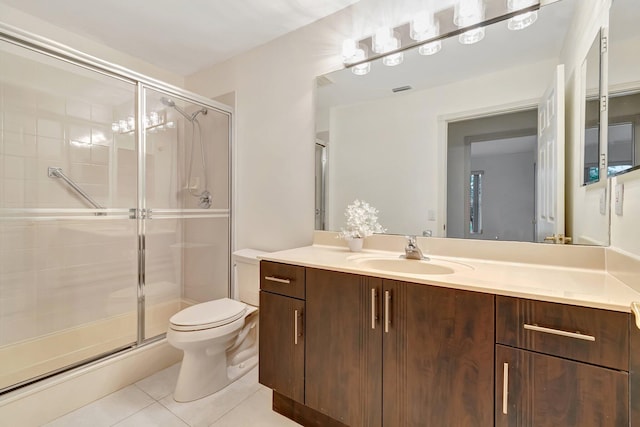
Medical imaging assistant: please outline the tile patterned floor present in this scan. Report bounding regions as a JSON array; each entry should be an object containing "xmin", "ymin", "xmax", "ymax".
[{"xmin": 43, "ymin": 364, "xmax": 300, "ymax": 427}]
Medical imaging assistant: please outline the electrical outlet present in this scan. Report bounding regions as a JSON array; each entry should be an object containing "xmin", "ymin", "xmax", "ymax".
[
  {"xmin": 615, "ymin": 183, "xmax": 624, "ymax": 216},
  {"xmin": 599, "ymin": 188, "xmax": 606, "ymax": 215},
  {"xmin": 428, "ymin": 209, "xmax": 436, "ymax": 221}
]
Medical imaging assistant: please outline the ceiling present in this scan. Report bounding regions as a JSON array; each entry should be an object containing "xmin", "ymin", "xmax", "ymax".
[{"xmin": 0, "ymin": 0, "xmax": 360, "ymax": 76}]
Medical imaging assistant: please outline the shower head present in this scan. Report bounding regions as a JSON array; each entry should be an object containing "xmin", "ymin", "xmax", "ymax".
[
  {"xmin": 161, "ymin": 96, "xmax": 207, "ymax": 121},
  {"xmin": 160, "ymin": 97, "xmax": 175, "ymax": 107}
]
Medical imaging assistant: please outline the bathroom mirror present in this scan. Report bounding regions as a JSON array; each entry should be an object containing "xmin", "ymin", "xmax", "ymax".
[
  {"xmin": 607, "ymin": 0, "xmax": 640, "ymax": 177},
  {"xmin": 315, "ymin": 0, "xmax": 601, "ymax": 243},
  {"xmin": 582, "ymin": 31, "xmax": 602, "ymax": 185}
]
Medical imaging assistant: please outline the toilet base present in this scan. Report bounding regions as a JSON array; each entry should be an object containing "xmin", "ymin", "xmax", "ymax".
[{"xmin": 173, "ymin": 352, "xmax": 258, "ymax": 402}]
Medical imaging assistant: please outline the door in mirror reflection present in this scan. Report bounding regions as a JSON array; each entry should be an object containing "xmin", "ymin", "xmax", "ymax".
[{"xmin": 447, "ymin": 109, "xmax": 537, "ymax": 242}]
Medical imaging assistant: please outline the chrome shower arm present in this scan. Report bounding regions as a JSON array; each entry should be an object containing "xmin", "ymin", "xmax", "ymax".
[{"xmin": 47, "ymin": 167, "xmax": 105, "ymax": 209}]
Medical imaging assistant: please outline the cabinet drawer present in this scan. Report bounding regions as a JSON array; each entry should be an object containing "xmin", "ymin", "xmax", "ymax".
[
  {"xmin": 260, "ymin": 261, "xmax": 305, "ymax": 299},
  {"xmin": 496, "ymin": 296, "xmax": 629, "ymax": 370}
]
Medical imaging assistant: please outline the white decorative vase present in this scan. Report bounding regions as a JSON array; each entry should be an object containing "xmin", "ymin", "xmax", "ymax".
[{"xmin": 347, "ymin": 237, "xmax": 364, "ymax": 252}]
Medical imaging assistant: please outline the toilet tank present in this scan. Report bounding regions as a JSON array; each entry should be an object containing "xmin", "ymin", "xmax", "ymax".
[{"xmin": 233, "ymin": 249, "xmax": 267, "ymax": 306}]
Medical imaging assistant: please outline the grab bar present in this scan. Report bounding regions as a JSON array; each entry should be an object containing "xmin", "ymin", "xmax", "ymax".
[{"xmin": 48, "ymin": 167, "xmax": 105, "ymax": 210}]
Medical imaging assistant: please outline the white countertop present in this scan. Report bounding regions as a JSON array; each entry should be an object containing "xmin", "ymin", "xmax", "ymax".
[{"xmin": 261, "ymin": 244, "xmax": 640, "ymax": 312}]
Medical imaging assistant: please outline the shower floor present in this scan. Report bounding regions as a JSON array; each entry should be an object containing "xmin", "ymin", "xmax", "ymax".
[{"xmin": 0, "ymin": 299, "xmax": 184, "ymax": 391}]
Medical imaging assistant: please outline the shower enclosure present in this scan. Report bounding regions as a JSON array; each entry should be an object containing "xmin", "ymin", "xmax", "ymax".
[{"xmin": 0, "ymin": 28, "xmax": 232, "ymax": 393}]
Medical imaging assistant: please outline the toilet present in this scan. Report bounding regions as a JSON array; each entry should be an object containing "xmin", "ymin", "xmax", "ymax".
[{"xmin": 167, "ymin": 249, "xmax": 265, "ymax": 402}]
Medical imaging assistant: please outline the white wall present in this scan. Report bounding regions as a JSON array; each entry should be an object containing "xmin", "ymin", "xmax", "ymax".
[{"xmin": 186, "ymin": 15, "xmax": 347, "ymax": 251}]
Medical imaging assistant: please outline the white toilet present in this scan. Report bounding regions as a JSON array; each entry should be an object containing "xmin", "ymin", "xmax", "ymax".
[{"xmin": 167, "ymin": 249, "xmax": 265, "ymax": 402}]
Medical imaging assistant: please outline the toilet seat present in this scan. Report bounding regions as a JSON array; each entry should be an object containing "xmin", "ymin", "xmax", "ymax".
[{"xmin": 169, "ymin": 298, "xmax": 247, "ymax": 332}]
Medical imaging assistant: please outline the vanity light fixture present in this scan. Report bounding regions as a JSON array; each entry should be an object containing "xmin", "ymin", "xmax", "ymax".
[
  {"xmin": 507, "ymin": 0, "xmax": 538, "ymax": 30},
  {"xmin": 410, "ymin": 11, "xmax": 442, "ymax": 56},
  {"xmin": 454, "ymin": 0, "xmax": 485, "ymax": 45},
  {"xmin": 111, "ymin": 111, "xmax": 174, "ymax": 134},
  {"xmin": 340, "ymin": 0, "xmax": 533, "ymax": 76}
]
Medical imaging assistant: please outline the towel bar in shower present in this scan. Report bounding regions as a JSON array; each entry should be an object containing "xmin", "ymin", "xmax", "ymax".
[{"xmin": 48, "ymin": 167, "xmax": 105, "ymax": 210}]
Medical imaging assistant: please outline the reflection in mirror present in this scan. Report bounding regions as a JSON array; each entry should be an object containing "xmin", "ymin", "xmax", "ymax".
[
  {"xmin": 315, "ymin": 0, "xmax": 590, "ymax": 243},
  {"xmin": 583, "ymin": 32, "xmax": 602, "ymax": 185},
  {"xmin": 447, "ymin": 109, "xmax": 538, "ymax": 242},
  {"xmin": 608, "ymin": 0, "xmax": 640, "ymax": 176}
]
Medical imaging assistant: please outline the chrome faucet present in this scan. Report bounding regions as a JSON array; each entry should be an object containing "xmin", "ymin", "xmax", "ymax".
[{"xmin": 404, "ymin": 235, "xmax": 428, "ymax": 260}]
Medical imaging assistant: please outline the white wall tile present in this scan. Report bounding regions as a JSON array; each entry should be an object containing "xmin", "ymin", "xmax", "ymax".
[
  {"xmin": 37, "ymin": 136, "xmax": 63, "ymax": 159},
  {"xmin": 3, "ymin": 155, "xmax": 24, "ymax": 179},
  {"xmin": 37, "ymin": 118, "xmax": 63, "ymax": 139}
]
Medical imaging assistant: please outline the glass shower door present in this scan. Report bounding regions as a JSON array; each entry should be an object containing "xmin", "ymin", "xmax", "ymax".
[
  {"xmin": 141, "ymin": 88, "xmax": 231, "ymax": 341},
  {"xmin": 0, "ymin": 40, "xmax": 138, "ymax": 390}
]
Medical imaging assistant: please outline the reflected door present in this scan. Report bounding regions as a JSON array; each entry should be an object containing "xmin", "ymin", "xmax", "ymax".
[{"xmin": 536, "ymin": 65, "xmax": 566, "ymax": 242}]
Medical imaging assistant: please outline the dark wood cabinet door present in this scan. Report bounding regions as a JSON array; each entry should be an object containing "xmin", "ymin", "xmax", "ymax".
[
  {"xmin": 258, "ymin": 291, "xmax": 305, "ymax": 403},
  {"xmin": 631, "ymin": 315, "xmax": 640, "ymax": 427},
  {"xmin": 383, "ymin": 281, "xmax": 494, "ymax": 427},
  {"xmin": 305, "ymin": 268, "xmax": 382, "ymax": 427},
  {"xmin": 496, "ymin": 344, "xmax": 629, "ymax": 427}
]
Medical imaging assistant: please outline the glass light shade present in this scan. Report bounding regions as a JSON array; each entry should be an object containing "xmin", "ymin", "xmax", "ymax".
[
  {"xmin": 351, "ymin": 48, "xmax": 370, "ymax": 76},
  {"xmin": 383, "ymin": 52, "xmax": 404, "ymax": 66},
  {"xmin": 373, "ymin": 27, "xmax": 397, "ymax": 54},
  {"xmin": 342, "ymin": 38, "xmax": 358, "ymax": 63},
  {"xmin": 454, "ymin": 0, "xmax": 484, "ymax": 27},
  {"xmin": 459, "ymin": 27, "xmax": 485, "ymax": 44},
  {"xmin": 507, "ymin": 11, "xmax": 538, "ymax": 30},
  {"xmin": 411, "ymin": 11, "xmax": 438, "ymax": 41},
  {"xmin": 419, "ymin": 40, "xmax": 442, "ymax": 56},
  {"xmin": 380, "ymin": 37, "xmax": 402, "ymax": 66}
]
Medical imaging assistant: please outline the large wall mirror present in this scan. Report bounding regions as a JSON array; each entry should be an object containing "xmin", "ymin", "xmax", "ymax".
[{"xmin": 314, "ymin": 0, "xmax": 616, "ymax": 246}]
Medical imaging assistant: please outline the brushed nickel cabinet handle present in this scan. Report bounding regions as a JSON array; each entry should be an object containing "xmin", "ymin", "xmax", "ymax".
[
  {"xmin": 384, "ymin": 290, "xmax": 391, "ymax": 333},
  {"xmin": 524, "ymin": 324, "xmax": 595, "ymax": 341},
  {"xmin": 502, "ymin": 363, "xmax": 509, "ymax": 415},
  {"xmin": 371, "ymin": 288, "xmax": 377, "ymax": 329},
  {"xmin": 265, "ymin": 276, "xmax": 291, "ymax": 284},
  {"xmin": 294, "ymin": 309, "xmax": 299, "ymax": 345},
  {"xmin": 631, "ymin": 302, "xmax": 640, "ymax": 330}
]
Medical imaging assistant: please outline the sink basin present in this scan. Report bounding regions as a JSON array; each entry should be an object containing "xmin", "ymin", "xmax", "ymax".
[{"xmin": 352, "ymin": 257, "xmax": 459, "ymax": 275}]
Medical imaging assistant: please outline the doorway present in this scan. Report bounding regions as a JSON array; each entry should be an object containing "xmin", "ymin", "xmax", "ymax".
[{"xmin": 447, "ymin": 109, "xmax": 538, "ymax": 242}]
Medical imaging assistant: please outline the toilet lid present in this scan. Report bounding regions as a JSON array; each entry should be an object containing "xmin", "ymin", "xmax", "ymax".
[{"xmin": 169, "ymin": 298, "xmax": 247, "ymax": 331}]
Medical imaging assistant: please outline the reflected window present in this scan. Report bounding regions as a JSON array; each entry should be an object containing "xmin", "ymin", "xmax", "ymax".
[{"xmin": 469, "ymin": 171, "xmax": 483, "ymax": 234}]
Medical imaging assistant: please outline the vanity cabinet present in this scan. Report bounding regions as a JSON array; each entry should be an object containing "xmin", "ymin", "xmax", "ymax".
[
  {"xmin": 258, "ymin": 262, "xmax": 305, "ymax": 403},
  {"xmin": 631, "ymin": 315, "xmax": 640, "ymax": 427},
  {"xmin": 495, "ymin": 296, "xmax": 630, "ymax": 427},
  {"xmin": 305, "ymin": 268, "xmax": 495, "ymax": 427}
]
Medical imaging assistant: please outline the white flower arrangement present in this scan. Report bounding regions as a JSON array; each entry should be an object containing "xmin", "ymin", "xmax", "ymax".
[{"xmin": 338, "ymin": 199, "xmax": 386, "ymax": 240}]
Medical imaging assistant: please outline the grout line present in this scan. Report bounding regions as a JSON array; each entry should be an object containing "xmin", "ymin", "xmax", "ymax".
[
  {"xmin": 207, "ymin": 387, "xmax": 264, "ymax": 427},
  {"xmin": 109, "ymin": 400, "xmax": 156, "ymax": 427}
]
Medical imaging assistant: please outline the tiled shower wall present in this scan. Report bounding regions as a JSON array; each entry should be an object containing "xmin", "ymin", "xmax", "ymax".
[{"xmin": 0, "ymin": 80, "xmax": 181, "ymax": 348}]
